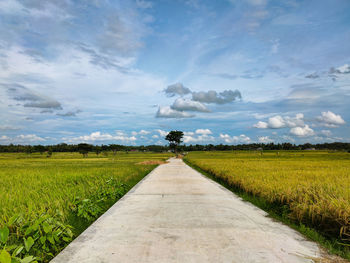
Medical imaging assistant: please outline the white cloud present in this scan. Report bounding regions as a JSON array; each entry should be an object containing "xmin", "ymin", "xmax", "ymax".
[
  {"xmin": 139, "ymin": 129, "xmax": 149, "ymax": 135},
  {"xmin": 183, "ymin": 134, "xmax": 215, "ymax": 144},
  {"xmin": 267, "ymin": 115, "xmax": 285, "ymax": 128},
  {"xmin": 156, "ymin": 129, "xmax": 168, "ymax": 137},
  {"xmin": 220, "ymin": 133, "xmax": 251, "ymax": 144},
  {"xmin": 156, "ymin": 106, "xmax": 194, "ymax": 118},
  {"xmin": 181, "ymin": 129, "xmax": 214, "ymax": 143},
  {"xmin": 290, "ymin": 125, "xmax": 314, "ymax": 137},
  {"xmin": 253, "ymin": 113, "xmax": 304, "ymax": 129},
  {"xmin": 195, "ymin": 129, "xmax": 212, "ymax": 135},
  {"xmin": 1, "ymin": 134, "xmax": 46, "ymax": 144},
  {"xmin": 152, "ymin": 134, "xmax": 159, "ymax": 139},
  {"xmin": 317, "ymin": 111, "xmax": 345, "ymax": 127},
  {"xmin": 253, "ymin": 121, "xmax": 268, "ymax": 129},
  {"xmin": 63, "ymin": 131, "xmax": 137, "ymax": 143},
  {"xmin": 16, "ymin": 134, "xmax": 44, "ymax": 141},
  {"xmin": 171, "ymin": 98, "xmax": 210, "ymax": 112},
  {"xmin": 258, "ymin": 136, "xmax": 273, "ymax": 143},
  {"xmin": 132, "ymin": 129, "xmax": 150, "ymax": 136}
]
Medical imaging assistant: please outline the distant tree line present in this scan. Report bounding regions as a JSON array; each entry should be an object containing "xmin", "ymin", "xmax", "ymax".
[{"xmin": 0, "ymin": 142, "xmax": 350, "ymax": 153}]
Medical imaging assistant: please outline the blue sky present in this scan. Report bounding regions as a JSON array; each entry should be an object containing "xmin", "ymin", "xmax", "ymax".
[{"xmin": 0, "ymin": 0, "xmax": 349, "ymax": 145}]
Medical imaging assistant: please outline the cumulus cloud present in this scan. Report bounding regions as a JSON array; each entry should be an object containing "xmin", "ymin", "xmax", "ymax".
[
  {"xmin": 156, "ymin": 106, "xmax": 194, "ymax": 118},
  {"xmin": 220, "ymin": 134, "xmax": 251, "ymax": 144},
  {"xmin": 258, "ymin": 136, "xmax": 273, "ymax": 143},
  {"xmin": 317, "ymin": 111, "xmax": 345, "ymax": 127},
  {"xmin": 183, "ymin": 132, "xmax": 215, "ymax": 144},
  {"xmin": 253, "ymin": 121, "xmax": 268, "ymax": 129},
  {"xmin": 195, "ymin": 129, "xmax": 212, "ymax": 135},
  {"xmin": 63, "ymin": 131, "xmax": 137, "ymax": 143},
  {"xmin": 253, "ymin": 113, "xmax": 304, "ymax": 129},
  {"xmin": 266, "ymin": 115, "xmax": 285, "ymax": 129},
  {"xmin": 171, "ymin": 98, "xmax": 210, "ymax": 112},
  {"xmin": 156, "ymin": 129, "xmax": 168, "ymax": 137},
  {"xmin": 164, "ymin": 83, "xmax": 191, "ymax": 97},
  {"xmin": 131, "ymin": 129, "xmax": 150, "ymax": 136},
  {"xmin": 138, "ymin": 129, "xmax": 150, "ymax": 135},
  {"xmin": 158, "ymin": 84, "xmax": 242, "ymax": 118},
  {"xmin": 192, "ymin": 89, "xmax": 241, "ymax": 104},
  {"xmin": 3, "ymin": 134, "xmax": 46, "ymax": 144},
  {"xmin": 290, "ymin": 125, "xmax": 314, "ymax": 137}
]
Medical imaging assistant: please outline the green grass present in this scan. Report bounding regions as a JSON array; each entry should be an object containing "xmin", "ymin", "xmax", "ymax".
[
  {"xmin": 0, "ymin": 151, "xmax": 172, "ymax": 262},
  {"xmin": 184, "ymin": 150, "xmax": 350, "ymax": 260}
]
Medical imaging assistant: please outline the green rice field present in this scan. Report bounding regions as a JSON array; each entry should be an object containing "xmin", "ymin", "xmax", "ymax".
[{"xmin": 0, "ymin": 152, "xmax": 171, "ymax": 262}]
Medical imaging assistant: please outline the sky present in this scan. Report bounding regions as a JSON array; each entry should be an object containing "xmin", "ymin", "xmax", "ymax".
[{"xmin": 0, "ymin": 0, "xmax": 350, "ymax": 145}]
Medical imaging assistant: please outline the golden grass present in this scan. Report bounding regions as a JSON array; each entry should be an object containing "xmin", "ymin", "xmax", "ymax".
[{"xmin": 185, "ymin": 151, "xmax": 350, "ymax": 242}]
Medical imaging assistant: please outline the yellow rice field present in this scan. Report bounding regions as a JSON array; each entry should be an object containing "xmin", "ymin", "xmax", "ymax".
[{"xmin": 184, "ymin": 151, "xmax": 350, "ymax": 243}]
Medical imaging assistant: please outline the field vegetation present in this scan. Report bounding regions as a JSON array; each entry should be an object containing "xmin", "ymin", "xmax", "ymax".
[
  {"xmin": 0, "ymin": 152, "xmax": 171, "ymax": 262},
  {"xmin": 184, "ymin": 150, "xmax": 350, "ymax": 259}
]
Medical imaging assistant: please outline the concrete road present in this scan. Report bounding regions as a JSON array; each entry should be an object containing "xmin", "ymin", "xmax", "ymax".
[{"xmin": 51, "ymin": 158, "xmax": 325, "ymax": 263}]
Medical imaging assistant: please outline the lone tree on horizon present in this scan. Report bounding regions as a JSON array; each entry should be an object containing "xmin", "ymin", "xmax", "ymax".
[{"xmin": 165, "ymin": 130, "xmax": 184, "ymax": 154}]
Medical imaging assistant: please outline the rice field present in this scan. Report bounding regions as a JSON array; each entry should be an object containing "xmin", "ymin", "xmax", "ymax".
[
  {"xmin": 184, "ymin": 151, "xmax": 350, "ymax": 246},
  {"xmin": 0, "ymin": 151, "xmax": 171, "ymax": 262}
]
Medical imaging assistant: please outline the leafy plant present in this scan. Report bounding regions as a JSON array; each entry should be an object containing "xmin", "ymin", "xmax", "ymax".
[
  {"xmin": 72, "ymin": 178, "xmax": 128, "ymax": 222},
  {"xmin": 0, "ymin": 214, "xmax": 73, "ymax": 262}
]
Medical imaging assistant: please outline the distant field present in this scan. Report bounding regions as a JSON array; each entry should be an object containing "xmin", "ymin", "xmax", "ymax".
[
  {"xmin": 184, "ymin": 151, "xmax": 350, "ymax": 247},
  {"xmin": 0, "ymin": 151, "xmax": 171, "ymax": 262}
]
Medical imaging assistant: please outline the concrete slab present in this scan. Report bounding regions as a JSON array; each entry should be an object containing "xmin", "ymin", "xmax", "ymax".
[{"xmin": 51, "ymin": 158, "xmax": 325, "ymax": 263}]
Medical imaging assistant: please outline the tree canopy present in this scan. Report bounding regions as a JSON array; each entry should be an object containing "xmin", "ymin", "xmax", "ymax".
[{"xmin": 165, "ymin": 130, "xmax": 184, "ymax": 153}]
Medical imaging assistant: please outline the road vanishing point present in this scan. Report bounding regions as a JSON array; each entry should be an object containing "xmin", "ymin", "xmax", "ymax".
[{"xmin": 52, "ymin": 158, "xmax": 330, "ymax": 263}]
